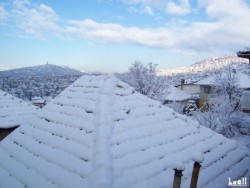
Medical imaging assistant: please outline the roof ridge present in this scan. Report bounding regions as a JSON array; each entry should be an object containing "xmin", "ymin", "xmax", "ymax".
[{"xmin": 90, "ymin": 75, "xmax": 116, "ymax": 188}]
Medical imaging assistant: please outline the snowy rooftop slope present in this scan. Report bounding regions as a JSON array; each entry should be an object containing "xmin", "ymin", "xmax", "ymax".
[
  {"xmin": 195, "ymin": 72, "xmax": 250, "ymax": 89},
  {"xmin": 164, "ymin": 86, "xmax": 192, "ymax": 101},
  {"xmin": 0, "ymin": 74, "xmax": 249, "ymax": 188},
  {"xmin": 0, "ymin": 90, "xmax": 37, "ymax": 128}
]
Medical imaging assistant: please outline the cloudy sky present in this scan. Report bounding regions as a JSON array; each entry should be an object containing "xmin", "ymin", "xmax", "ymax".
[{"xmin": 0, "ymin": 0, "xmax": 249, "ymax": 72}]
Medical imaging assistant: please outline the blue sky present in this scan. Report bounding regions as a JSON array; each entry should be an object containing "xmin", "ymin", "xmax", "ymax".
[{"xmin": 0, "ymin": 0, "xmax": 250, "ymax": 72}]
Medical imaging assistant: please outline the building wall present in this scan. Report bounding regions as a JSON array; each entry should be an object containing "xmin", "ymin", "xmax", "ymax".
[
  {"xmin": 199, "ymin": 85, "xmax": 217, "ymax": 98},
  {"xmin": 241, "ymin": 91, "xmax": 250, "ymax": 113},
  {"xmin": 177, "ymin": 85, "xmax": 200, "ymax": 95},
  {"xmin": 198, "ymin": 98, "xmax": 208, "ymax": 111},
  {"xmin": 197, "ymin": 85, "xmax": 216, "ymax": 110}
]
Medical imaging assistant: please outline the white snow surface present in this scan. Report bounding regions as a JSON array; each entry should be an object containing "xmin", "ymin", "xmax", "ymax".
[
  {"xmin": 0, "ymin": 90, "xmax": 37, "ymax": 128},
  {"xmin": 164, "ymin": 86, "xmax": 192, "ymax": 101},
  {"xmin": 192, "ymin": 152, "xmax": 204, "ymax": 163},
  {"xmin": 0, "ymin": 74, "xmax": 249, "ymax": 188}
]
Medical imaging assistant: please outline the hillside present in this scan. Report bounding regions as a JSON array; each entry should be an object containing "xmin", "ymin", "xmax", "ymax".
[
  {"xmin": 0, "ymin": 64, "xmax": 83, "ymax": 102},
  {"xmin": 0, "ymin": 64, "xmax": 83, "ymax": 78},
  {"xmin": 158, "ymin": 55, "xmax": 250, "ymax": 85},
  {"xmin": 158, "ymin": 55, "xmax": 249, "ymax": 76}
]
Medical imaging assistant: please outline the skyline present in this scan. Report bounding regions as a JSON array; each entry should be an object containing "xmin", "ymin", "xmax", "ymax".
[{"xmin": 0, "ymin": 0, "xmax": 250, "ymax": 73}]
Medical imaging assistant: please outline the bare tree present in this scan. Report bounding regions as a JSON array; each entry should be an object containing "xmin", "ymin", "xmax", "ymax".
[{"xmin": 213, "ymin": 66, "xmax": 241, "ymax": 104}]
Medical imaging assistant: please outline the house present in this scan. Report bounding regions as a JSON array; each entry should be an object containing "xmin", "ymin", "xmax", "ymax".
[
  {"xmin": 0, "ymin": 74, "xmax": 249, "ymax": 188},
  {"xmin": 240, "ymin": 90, "xmax": 250, "ymax": 113},
  {"xmin": 194, "ymin": 72, "xmax": 250, "ymax": 109},
  {"xmin": 164, "ymin": 85, "xmax": 193, "ymax": 104},
  {"xmin": 31, "ymin": 96, "xmax": 46, "ymax": 108},
  {"xmin": 163, "ymin": 86, "xmax": 196, "ymax": 113},
  {"xmin": 176, "ymin": 79, "xmax": 200, "ymax": 97},
  {"xmin": 0, "ymin": 90, "xmax": 37, "ymax": 141}
]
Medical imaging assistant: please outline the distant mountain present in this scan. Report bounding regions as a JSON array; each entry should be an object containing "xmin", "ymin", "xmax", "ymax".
[
  {"xmin": 0, "ymin": 64, "xmax": 83, "ymax": 78},
  {"xmin": 157, "ymin": 55, "xmax": 250, "ymax": 86},
  {"xmin": 158, "ymin": 55, "xmax": 249, "ymax": 76}
]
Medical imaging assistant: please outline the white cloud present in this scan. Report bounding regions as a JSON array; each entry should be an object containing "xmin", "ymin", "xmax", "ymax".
[
  {"xmin": 66, "ymin": 5, "xmax": 250, "ymax": 52},
  {"xmin": 67, "ymin": 19, "xmax": 176, "ymax": 47},
  {"xmin": 12, "ymin": 0, "xmax": 62, "ymax": 38},
  {"xmin": 5, "ymin": 0, "xmax": 250, "ymax": 54},
  {"xmin": 127, "ymin": 5, "xmax": 154, "ymax": 16},
  {"xmin": 124, "ymin": 0, "xmax": 165, "ymax": 17},
  {"xmin": 199, "ymin": 0, "xmax": 250, "ymax": 19},
  {"xmin": 196, "ymin": 0, "xmax": 250, "ymax": 48},
  {"xmin": 144, "ymin": 6, "xmax": 154, "ymax": 16},
  {"xmin": 0, "ymin": 5, "xmax": 7, "ymax": 21},
  {"xmin": 124, "ymin": 0, "xmax": 164, "ymax": 6},
  {"xmin": 125, "ymin": 0, "xmax": 191, "ymax": 16},
  {"xmin": 127, "ymin": 6, "xmax": 140, "ymax": 14},
  {"xmin": 39, "ymin": 4, "xmax": 55, "ymax": 14},
  {"xmin": 166, "ymin": 0, "xmax": 190, "ymax": 15}
]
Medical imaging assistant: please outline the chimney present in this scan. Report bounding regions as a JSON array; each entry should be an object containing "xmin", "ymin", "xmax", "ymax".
[
  {"xmin": 189, "ymin": 162, "xmax": 201, "ymax": 188},
  {"xmin": 180, "ymin": 79, "xmax": 185, "ymax": 90},
  {"xmin": 173, "ymin": 169, "xmax": 183, "ymax": 188},
  {"xmin": 190, "ymin": 152, "xmax": 204, "ymax": 188},
  {"xmin": 172, "ymin": 162, "xmax": 185, "ymax": 188}
]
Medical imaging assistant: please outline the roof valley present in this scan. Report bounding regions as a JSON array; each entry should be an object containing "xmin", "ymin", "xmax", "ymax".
[{"xmin": 90, "ymin": 75, "xmax": 116, "ymax": 188}]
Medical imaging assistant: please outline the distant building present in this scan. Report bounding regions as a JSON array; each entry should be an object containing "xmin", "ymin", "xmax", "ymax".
[
  {"xmin": 164, "ymin": 86, "xmax": 193, "ymax": 102},
  {"xmin": 176, "ymin": 79, "xmax": 200, "ymax": 97},
  {"xmin": 194, "ymin": 72, "xmax": 250, "ymax": 110},
  {"xmin": 31, "ymin": 96, "xmax": 46, "ymax": 108}
]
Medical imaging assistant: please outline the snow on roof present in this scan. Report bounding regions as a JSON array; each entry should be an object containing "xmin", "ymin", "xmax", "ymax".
[
  {"xmin": 164, "ymin": 86, "xmax": 193, "ymax": 101},
  {"xmin": 0, "ymin": 90, "xmax": 37, "ymax": 129},
  {"xmin": 32, "ymin": 97, "xmax": 45, "ymax": 104},
  {"xmin": 195, "ymin": 72, "xmax": 250, "ymax": 89},
  {"xmin": 0, "ymin": 74, "xmax": 249, "ymax": 188}
]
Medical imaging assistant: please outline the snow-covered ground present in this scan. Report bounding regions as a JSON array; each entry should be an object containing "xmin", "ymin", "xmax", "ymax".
[{"xmin": 234, "ymin": 115, "xmax": 250, "ymax": 152}]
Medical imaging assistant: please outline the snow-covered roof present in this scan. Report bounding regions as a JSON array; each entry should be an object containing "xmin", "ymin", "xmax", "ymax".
[
  {"xmin": 0, "ymin": 90, "xmax": 37, "ymax": 129},
  {"xmin": 32, "ymin": 97, "xmax": 45, "ymax": 104},
  {"xmin": 195, "ymin": 72, "xmax": 250, "ymax": 89},
  {"xmin": 0, "ymin": 74, "xmax": 249, "ymax": 188},
  {"xmin": 164, "ymin": 86, "xmax": 193, "ymax": 101}
]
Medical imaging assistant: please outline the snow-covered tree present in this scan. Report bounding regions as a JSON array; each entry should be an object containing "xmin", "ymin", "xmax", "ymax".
[
  {"xmin": 117, "ymin": 61, "xmax": 168, "ymax": 100},
  {"xmin": 213, "ymin": 66, "xmax": 241, "ymax": 104},
  {"xmin": 193, "ymin": 95, "xmax": 241, "ymax": 137},
  {"xmin": 183, "ymin": 99, "xmax": 198, "ymax": 116},
  {"xmin": 193, "ymin": 67, "xmax": 244, "ymax": 138},
  {"xmin": 165, "ymin": 102, "xmax": 185, "ymax": 114}
]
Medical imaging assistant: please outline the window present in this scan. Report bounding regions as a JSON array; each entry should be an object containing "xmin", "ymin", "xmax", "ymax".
[{"xmin": 204, "ymin": 86, "xmax": 211, "ymax": 94}]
